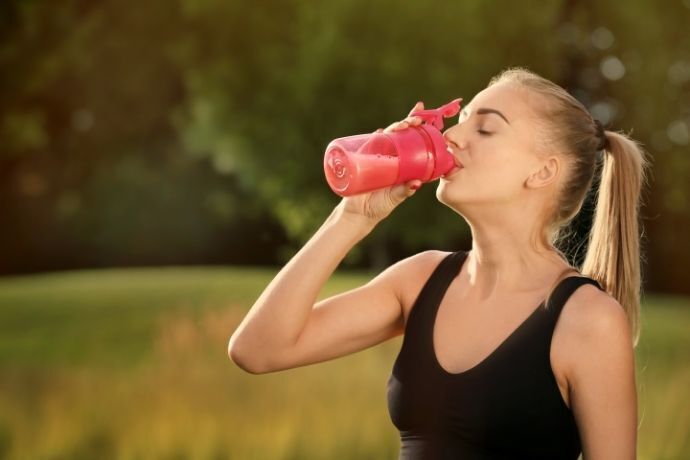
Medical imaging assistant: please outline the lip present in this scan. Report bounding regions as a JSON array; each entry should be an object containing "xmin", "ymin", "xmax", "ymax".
[
  {"xmin": 441, "ymin": 159, "xmax": 463, "ymax": 178},
  {"xmin": 445, "ymin": 145, "xmax": 464, "ymax": 169},
  {"xmin": 441, "ymin": 165, "xmax": 463, "ymax": 179}
]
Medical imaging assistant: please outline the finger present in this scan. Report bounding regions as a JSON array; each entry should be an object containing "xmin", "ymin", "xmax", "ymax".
[
  {"xmin": 392, "ymin": 181, "xmax": 419, "ymax": 203},
  {"xmin": 405, "ymin": 116, "xmax": 422, "ymax": 126},
  {"xmin": 403, "ymin": 179, "xmax": 422, "ymax": 191},
  {"xmin": 408, "ymin": 101, "xmax": 424, "ymax": 117},
  {"xmin": 392, "ymin": 121, "xmax": 409, "ymax": 131},
  {"xmin": 390, "ymin": 183, "xmax": 412, "ymax": 203}
]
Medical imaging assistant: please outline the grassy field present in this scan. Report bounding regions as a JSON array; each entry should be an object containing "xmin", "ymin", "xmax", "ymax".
[{"xmin": 0, "ymin": 266, "xmax": 688, "ymax": 459}]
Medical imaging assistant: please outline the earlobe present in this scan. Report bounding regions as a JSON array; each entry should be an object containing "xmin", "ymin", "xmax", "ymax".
[{"xmin": 526, "ymin": 157, "xmax": 559, "ymax": 189}]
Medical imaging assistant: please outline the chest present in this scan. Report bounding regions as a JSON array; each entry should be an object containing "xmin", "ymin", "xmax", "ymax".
[{"xmin": 399, "ymin": 279, "xmax": 573, "ymax": 409}]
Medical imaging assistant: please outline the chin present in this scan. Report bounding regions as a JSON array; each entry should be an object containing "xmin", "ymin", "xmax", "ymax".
[
  {"xmin": 436, "ymin": 181, "xmax": 461, "ymax": 207},
  {"xmin": 436, "ymin": 178, "xmax": 460, "ymax": 196},
  {"xmin": 436, "ymin": 180, "xmax": 480, "ymax": 215}
]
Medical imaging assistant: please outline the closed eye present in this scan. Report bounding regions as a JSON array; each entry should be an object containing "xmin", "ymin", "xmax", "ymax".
[{"xmin": 477, "ymin": 129, "xmax": 492, "ymax": 136}]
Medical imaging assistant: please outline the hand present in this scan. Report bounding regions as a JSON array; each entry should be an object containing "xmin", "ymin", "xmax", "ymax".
[
  {"xmin": 377, "ymin": 101, "xmax": 425, "ymax": 134},
  {"xmin": 334, "ymin": 102, "xmax": 425, "ymax": 227}
]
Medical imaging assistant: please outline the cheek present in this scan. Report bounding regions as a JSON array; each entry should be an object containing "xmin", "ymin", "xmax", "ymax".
[
  {"xmin": 435, "ymin": 161, "xmax": 525, "ymax": 203},
  {"xmin": 464, "ymin": 156, "xmax": 518, "ymax": 187},
  {"xmin": 489, "ymin": 162, "xmax": 523, "ymax": 187}
]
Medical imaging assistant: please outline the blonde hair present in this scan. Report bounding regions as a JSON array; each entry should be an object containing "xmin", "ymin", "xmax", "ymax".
[{"xmin": 488, "ymin": 67, "xmax": 652, "ymax": 348}]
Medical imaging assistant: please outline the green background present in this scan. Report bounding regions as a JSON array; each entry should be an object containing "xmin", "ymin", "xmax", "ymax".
[{"xmin": 1, "ymin": 0, "xmax": 689, "ymax": 458}]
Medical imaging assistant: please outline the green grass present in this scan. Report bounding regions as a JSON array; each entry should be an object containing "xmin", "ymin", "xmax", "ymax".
[{"xmin": 0, "ymin": 267, "xmax": 688, "ymax": 459}]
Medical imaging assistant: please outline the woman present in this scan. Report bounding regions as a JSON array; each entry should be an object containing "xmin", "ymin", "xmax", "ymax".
[{"xmin": 228, "ymin": 67, "xmax": 651, "ymax": 459}]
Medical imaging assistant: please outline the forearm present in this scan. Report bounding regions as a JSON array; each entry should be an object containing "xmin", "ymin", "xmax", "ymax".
[{"xmin": 228, "ymin": 204, "xmax": 376, "ymax": 367}]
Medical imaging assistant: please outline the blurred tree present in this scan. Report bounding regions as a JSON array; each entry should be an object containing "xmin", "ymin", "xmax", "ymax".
[
  {"xmin": 174, "ymin": 0, "xmax": 567, "ymax": 268},
  {"xmin": 0, "ymin": 0, "xmax": 688, "ymax": 292},
  {"xmin": 0, "ymin": 0, "xmax": 289, "ymax": 272}
]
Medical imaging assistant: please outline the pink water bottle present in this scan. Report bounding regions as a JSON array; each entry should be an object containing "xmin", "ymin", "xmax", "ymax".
[{"xmin": 323, "ymin": 98, "xmax": 462, "ymax": 197}]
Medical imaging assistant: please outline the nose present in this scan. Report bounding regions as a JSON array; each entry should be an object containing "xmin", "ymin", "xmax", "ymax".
[{"xmin": 442, "ymin": 124, "xmax": 467, "ymax": 150}]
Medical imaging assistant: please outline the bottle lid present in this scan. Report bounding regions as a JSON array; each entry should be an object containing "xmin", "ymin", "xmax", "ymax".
[{"xmin": 410, "ymin": 98, "xmax": 463, "ymax": 130}]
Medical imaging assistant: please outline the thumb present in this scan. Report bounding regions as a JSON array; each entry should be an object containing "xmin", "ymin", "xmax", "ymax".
[
  {"xmin": 408, "ymin": 101, "xmax": 424, "ymax": 116},
  {"xmin": 390, "ymin": 180, "xmax": 420, "ymax": 203}
]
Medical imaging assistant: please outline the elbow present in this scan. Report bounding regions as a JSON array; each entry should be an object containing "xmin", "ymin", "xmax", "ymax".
[{"xmin": 227, "ymin": 336, "xmax": 266, "ymax": 375}]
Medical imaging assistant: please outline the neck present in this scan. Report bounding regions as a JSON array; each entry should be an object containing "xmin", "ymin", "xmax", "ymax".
[{"xmin": 464, "ymin": 223, "xmax": 573, "ymax": 301}]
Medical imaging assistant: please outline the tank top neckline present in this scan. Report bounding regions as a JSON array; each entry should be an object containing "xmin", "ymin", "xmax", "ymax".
[{"xmin": 430, "ymin": 250, "xmax": 590, "ymax": 379}]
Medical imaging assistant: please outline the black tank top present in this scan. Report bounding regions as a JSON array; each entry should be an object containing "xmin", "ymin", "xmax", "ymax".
[{"xmin": 386, "ymin": 250, "xmax": 603, "ymax": 459}]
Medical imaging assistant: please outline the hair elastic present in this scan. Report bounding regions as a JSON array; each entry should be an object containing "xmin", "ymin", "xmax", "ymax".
[{"xmin": 593, "ymin": 119, "xmax": 610, "ymax": 151}]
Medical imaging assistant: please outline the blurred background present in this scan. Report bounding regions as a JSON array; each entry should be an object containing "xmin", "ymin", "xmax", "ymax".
[{"xmin": 0, "ymin": 0, "xmax": 688, "ymax": 459}]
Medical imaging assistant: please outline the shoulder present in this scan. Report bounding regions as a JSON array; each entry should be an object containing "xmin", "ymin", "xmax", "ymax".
[
  {"xmin": 377, "ymin": 249, "xmax": 458, "ymax": 322},
  {"xmin": 553, "ymin": 281, "xmax": 638, "ymax": 456},
  {"xmin": 559, "ymin": 283, "xmax": 631, "ymax": 349},
  {"xmin": 401, "ymin": 249, "xmax": 460, "ymax": 282},
  {"xmin": 554, "ymin": 281, "xmax": 634, "ymax": 389},
  {"xmin": 379, "ymin": 249, "xmax": 455, "ymax": 281}
]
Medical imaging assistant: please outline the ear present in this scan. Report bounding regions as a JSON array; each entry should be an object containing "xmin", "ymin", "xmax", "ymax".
[{"xmin": 525, "ymin": 156, "xmax": 560, "ymax": 189}]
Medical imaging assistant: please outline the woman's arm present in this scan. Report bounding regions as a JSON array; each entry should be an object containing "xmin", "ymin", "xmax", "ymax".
[
  {"xmin": 227, "ymin": 205, "xmax": 376, "ymax": 373},
  {"xmin": 228, "ymin": 102, "xmax": 427, "ymax": 374},
  {"xmin": 567, "ymin": 291, "xmax": 638, "ymax": 459}
]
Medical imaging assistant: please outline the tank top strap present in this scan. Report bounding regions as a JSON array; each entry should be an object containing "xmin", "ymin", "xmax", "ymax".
[
  {"xmin": 402, "ymin": 250, "xmax": 467, "ymax": 337},
  {"xmin": 423, "ymin": 250, "xmax": 468, "ymax": 306},
  {"xmin": 544, "ymin": 275, "xmax": 604, "ymax": 321}
]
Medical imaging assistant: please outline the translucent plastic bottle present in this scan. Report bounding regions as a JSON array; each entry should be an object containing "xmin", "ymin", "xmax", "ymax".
[{"xmin": 323, "ymin": 98, "xmax": 462, "ymax": 197}]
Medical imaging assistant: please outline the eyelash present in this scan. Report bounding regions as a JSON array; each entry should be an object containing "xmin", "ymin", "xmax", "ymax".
[{"xmin": 458, "ymin": 116, "xmax": 492, "ymax": 136}]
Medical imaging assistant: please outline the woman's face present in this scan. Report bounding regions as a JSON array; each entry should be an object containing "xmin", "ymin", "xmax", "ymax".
[{"xmin": 437, "ymin": 82, "xmax": 554, "ymax": 212}]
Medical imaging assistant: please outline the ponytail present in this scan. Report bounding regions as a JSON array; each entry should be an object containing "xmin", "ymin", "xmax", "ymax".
[{"xmin": 580, "ymin": 130, "xmax": 652, "ymax": 348}]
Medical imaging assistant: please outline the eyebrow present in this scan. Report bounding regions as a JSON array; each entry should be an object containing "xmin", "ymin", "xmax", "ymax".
[{"xmin": 461, "ymin": 107, "xmax": 511, "ymax": 125}]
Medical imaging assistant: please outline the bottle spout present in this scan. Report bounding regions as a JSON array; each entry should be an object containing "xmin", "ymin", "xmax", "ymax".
[{"xmin": 410, "ymin": 98, "xmax": 462, "ymax": 130}]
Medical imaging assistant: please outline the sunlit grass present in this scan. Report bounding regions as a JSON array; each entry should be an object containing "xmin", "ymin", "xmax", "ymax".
[{"xmin": 0, "ymin": 267, "xmax": 688, "ymax": 459}]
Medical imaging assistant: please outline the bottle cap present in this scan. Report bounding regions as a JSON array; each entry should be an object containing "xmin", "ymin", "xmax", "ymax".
[{"xmin": 409, "ymin": 98, "xmax": 463, "ymax": 130}]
